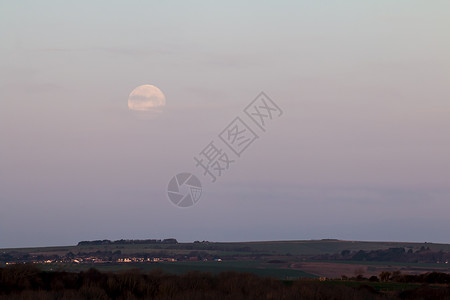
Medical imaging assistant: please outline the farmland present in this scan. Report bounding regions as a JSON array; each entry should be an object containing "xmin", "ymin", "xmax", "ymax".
[{"xmin": 2, "ymin": 239, "xmax": 450, "ymax": 279}]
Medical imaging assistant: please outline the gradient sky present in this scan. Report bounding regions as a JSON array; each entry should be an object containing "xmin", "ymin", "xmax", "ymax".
[{"xmin": 1, "ymin": 1, "xmax": 450, "ymax": 248}]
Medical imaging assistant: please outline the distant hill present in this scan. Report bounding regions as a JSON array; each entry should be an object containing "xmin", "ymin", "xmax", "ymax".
[{"xmin": 2, "ymin": 239, "xmax": 450, "ymax": 256}]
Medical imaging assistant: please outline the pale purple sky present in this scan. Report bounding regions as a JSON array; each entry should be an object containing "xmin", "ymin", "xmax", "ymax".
[{"xmin": 1, "ymin": 1, "xmax": 450, "ymax": 248}]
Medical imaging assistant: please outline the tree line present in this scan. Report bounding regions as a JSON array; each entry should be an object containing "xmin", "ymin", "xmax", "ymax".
[
  {"xmin": 313, "ymin": 247, "xmax": 450, "ymax": 263},
  {"xmin": 77, "ymin": 239, "xmax": 178, "ymax": 246}
]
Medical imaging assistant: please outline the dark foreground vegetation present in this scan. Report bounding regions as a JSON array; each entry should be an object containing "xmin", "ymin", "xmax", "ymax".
[{"xmin": 1, "ymin": 264, "xmax": 450, "ymax": 300}]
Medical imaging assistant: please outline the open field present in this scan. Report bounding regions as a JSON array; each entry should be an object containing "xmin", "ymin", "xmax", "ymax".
[
  {"xmin": 24, "ymin": 258, "xmax": 450, "ymax": 279},
  {"xmin": 36, "ymin": 260, "xmax": 316, "ymax": 280},
  {"xmin": 292, "ymin": 261, "xmax": 450, "ymax": 278}
]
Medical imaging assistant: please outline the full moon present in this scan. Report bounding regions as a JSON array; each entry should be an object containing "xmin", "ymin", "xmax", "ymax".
[{"xmin": 127, "ymin": 85, "xmax": 166, "ymax": 114}]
